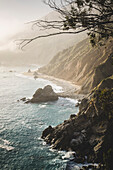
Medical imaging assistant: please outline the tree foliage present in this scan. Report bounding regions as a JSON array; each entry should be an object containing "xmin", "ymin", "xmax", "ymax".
[{"xmin": 19, "ymin": 0, "xmax": 113, "ymax": 48}]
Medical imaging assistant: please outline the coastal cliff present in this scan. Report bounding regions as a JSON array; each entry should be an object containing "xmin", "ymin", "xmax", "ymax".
[
  {"xmin": 40, "ymin": 37, "xmax": 113, "ymax": 169},
  {"xmin": 42, "ymin": 84, "xmax": 113, "ymax": 169},
  {"xmin": 39, "ymin": 38, "xmax": 113, "ymax": 94}
]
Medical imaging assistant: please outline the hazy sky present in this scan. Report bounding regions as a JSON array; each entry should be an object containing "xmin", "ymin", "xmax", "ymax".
[{"xmin": 0, "ymin": 0, "xmax": 51, "ymax": 40}]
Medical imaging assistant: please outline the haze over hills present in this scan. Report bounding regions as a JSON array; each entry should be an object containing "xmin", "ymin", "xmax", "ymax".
[{"xmin": 0, "ymin": 10, "xmax": 87, "ymax": 66}]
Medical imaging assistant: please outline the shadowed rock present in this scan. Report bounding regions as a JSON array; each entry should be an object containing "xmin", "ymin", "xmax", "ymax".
[
  {"xmin": 20, "ymin": 97, "xmax": 26, "ymax": 102},
  {"xmin": 42, "ymin": 88, "xmax": 113, "ymax": 167},
  {"xmin": 28, "ymin": 85, "xmax": 58, "ymax": 103}
]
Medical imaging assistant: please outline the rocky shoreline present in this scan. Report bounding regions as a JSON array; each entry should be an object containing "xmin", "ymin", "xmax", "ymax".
[
  {"xmin": 23, "ymin": 71, "xmax": 86, "ymax": 100},
  {"xmin": 42, "ymin": 87, "xmax": 113, "ymax": 169},
  {"xmin": 23, "ymin": 70, "xmax": 113, "ymax": 169},
  {"xmin": 20, "ymin": 84, "xmax": 85, "ymax": 104}
]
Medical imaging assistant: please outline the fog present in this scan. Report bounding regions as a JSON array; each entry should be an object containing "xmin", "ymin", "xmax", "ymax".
[{"xmin": 0, "ymin": 0, "xmax": 86, "ymax": 66}]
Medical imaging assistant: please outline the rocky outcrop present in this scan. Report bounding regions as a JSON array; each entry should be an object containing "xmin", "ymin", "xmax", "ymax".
[
  {"xmin": 92, "ymin": 54, "xmax": 113, "ymax": 89},
  {"xmin": 28, "ymin": 85, "xmax": 58, "ymax": 103},
  {"xmin": 20, "ymin": 97, "xmax": 26, "ymax": 101},
  {"xmin": 97, "ymin": 76, "xmax": 113, "ymax": 90},
  {"xmin": 42, "ymin": 87, "xmax": 113, "ymax": 168}
]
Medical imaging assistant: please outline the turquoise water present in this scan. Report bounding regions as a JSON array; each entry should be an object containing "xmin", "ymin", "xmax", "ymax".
[{"xmin": 0, "ymin": 65, "xmax": 79, "ymax": 170}]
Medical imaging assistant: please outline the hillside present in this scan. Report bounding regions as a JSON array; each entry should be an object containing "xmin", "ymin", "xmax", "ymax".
[
  {"xmin": 40, "ymin": 37, "xmax": 113, "ymax": 169},
  {"xmin": 39, "ymin": 38, "xmax": 113, "ymax": 93},
  {"xmin": 42, "ymin": 84, "xmax": 113, "ymax": 169}
]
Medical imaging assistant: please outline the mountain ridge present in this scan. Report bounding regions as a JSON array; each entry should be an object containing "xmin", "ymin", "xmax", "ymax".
[{"xmin": 39, "ymin": 38, "xmax": 113, "ymax": 93}]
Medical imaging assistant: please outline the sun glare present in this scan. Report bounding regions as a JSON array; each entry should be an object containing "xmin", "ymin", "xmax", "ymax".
[{"xmin": 0, "ymin": 19, "xmax": 23, "ymax": 41}]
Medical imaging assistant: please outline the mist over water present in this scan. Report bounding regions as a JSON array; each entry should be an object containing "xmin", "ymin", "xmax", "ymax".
[{"xmin": 0, "ymin": 65, "xmax": 79, "ymax": 170}]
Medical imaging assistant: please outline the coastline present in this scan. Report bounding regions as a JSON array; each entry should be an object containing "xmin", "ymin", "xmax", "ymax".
[{"xmin": 23, "ymin": 71, "xmax": 86, "ymax": 100}]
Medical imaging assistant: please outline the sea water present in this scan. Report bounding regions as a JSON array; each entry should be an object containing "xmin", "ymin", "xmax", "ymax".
[{"xmin": 0, "ymin": 65, "xmax": 79, "ymax": 170}]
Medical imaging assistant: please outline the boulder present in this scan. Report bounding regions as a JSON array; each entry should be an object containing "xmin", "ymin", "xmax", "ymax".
[
  {"xmin": 29, "ymin": 85, "xmax": 58, "ymax": 103},
  {"xmin": 42, "ymin": 126, "xmax": 54, "ymax": 139},
  {"xmin": 28, "ymin": 69, "xmax": 31, "ymax": 73},
  {"xmin": 79, "ymin": 98, "xmax": 89, "ymax": 113},
  {"xmin": 20, "ymin": 97, "xmax": 26, "ymax": 101},
  {"xmin": 75, "ymin": 102, "xmax": 80, "ymax": 107}
]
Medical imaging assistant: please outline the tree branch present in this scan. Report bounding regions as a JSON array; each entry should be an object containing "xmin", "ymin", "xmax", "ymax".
[{"xmin": 18, "ymin": 28, "xmax": 87, "ymax": 49}]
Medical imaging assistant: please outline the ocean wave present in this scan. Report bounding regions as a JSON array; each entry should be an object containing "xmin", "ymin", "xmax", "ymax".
[
  {"xmin": 49, "ymin": 147, "xmax": 57, "ymax": 153},
  {"xmin": 15, "ymin": 74, "xmax": 63, "ymax": 93},
  {"xmin": 50, "ymin": 84, "xmax": 63, "ymax": 93},
  {"xmin": 0, "ymin": 138, "xmax": 14, "ymax": 151},
  {"xmin": 37, "ymin": 137, "xmax": 43, "ymax": 141},
  {"xmin": 65, "ymin": 98, "xmax": 78, "ymax": 104},
  {"xmin": 36, "ymin": 78, "xmax": 64, "ymax": 93},
  {"xmin": 15, "ymin": 73, "xmax": 34, "ymax": 80},
  {"xmin": 0, "ymin": 138, "xmax": 11, "ymax": 145},
  {"xmin": 0, "ymin": 124, "xmax": 5, "ymax": 132},
  {"xmin": 38, "ymin": 104, "xmax": 47, "ymax": 108},
  {"xmin": 62, "ymin": 151, "xmax": 75, "ymax": 160},
  {"xmin": 0, "ymin": 144, "xmax": 14, "ymax": 151},
  {"xmin": 66, "ymin": 161, "xmax": 98, "ymax": 169}
]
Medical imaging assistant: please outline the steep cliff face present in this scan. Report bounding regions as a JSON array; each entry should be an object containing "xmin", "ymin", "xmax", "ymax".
[
  {"xmin": 97, "ymin": 76, "xmax": 113, "ymax": 90},
  {"xmin": 39, "ymin": 38, "xmax": 113, "ymax": 93},
  {"xmin": 81, "ymin": 53, "xmax": 113, "ymax": 93},
  {"xmin": 40, "ymin": 36, "xmax": 113, "ymax": 169},
  {"xmin": 92, "ymin": 55, "xmax": 113, "ymax": 89}
]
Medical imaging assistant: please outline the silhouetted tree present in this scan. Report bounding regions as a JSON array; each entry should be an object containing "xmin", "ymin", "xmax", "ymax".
[{"xmin": 19, "ymin": 0, "xmax": 113, "ymax": 48}]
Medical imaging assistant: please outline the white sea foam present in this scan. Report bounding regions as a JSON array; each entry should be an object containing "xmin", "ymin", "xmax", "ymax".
[
  {"xmin": 58, "ymin": 150, "xmax": 66, "ymax": 154},
  {"xmin": 21, "ymin": 121, "xmax": 32, "ymax": 129},
  {"xmin": 0, "ymin": 138, "xmax": 14, "ymax": 151},
  {"xmin": 0, "ymin": 144, "xmax": 14, "ymax": 151},
  {"xmin": 62, "ymin": 151, "xmax": 75, "ymax": 160},
  {"xmin": 37, "ymin": 79, "xmax": 64, "ymax": 93},
  {"xmin": 65, "ymin": 98, "xmax": 78, "ymax": 104},
  {"xmin": 15, "ymin": 73, "xmax": 34, "ymax": 80},
  {"xmin": 71, "ymin": 163, "xmax": 98, "ymax": 169},
  {"xmin": 26, "ymin": 96, "xmax": 32, "ymax": 100},
  {"xmin": 50, "ymin": 84, "xmax": 63, "ymax": 93},
  {"xmin": 16, "ymin": 73, "xmax": 63, "ymax": 93},
  {"xmin": 2, "ymin": 139, "xmax": 10, "ymax": 145},
  {"xmin": 49, "ymin": 147, "xmax": 57, "ymax": 152},
  {"xmin": 28, "ymin": 64, "xmax": 40, "ymax": 71},
  {"xmin": 0, "ymin": 138, "xmax": 11, "ymax": 145},
  {"xmin": 39, "ymin": 104, "xmax": 47, "ymax": 108},
  {"xmin": 37, "ymin": 137, "xmax": 43, "ymax": 141},
  {"xmin": 42, "ymin": 141, "xmax": 47, "ymax": 146},
  {"xmin": 66, "ymin": 159, "xmax": 98, "ymax": 169},
  {"xmin": 38, "ymin": 122, "xmax": 44, "ymax": 126}
]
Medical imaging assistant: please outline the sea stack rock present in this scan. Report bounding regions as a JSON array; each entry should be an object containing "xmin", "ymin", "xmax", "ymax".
[{"xmin": 29, "ymin": 85, "xmax": 58, "ymax": 103}]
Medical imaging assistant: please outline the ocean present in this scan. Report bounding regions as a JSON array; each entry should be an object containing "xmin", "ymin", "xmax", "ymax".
[{"xmin": 0, "ymin": 65, "xmax": 79, "ymax": 170}]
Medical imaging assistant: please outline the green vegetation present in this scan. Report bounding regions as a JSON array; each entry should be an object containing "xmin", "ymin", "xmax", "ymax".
[
  {"xmin": 20, "ymin": 0, "xmax": 113, "ymax": 48},
  {"xmin": 91, "ymin": 88, "xmax": 113, "ymax": 169},
  {"xmin": 102, "ymin": 118, "xmax": 113, "ymax": 170},
  {"xmin": 103, "ymin": 148, "xmax": 113, "ymax": 170},
  {"xmin": 93, "ymin": 88, "xmax": 113, "ymax": 119}
]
